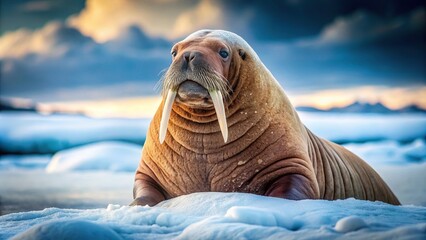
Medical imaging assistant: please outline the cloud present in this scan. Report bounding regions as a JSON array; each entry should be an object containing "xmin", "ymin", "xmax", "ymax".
[
  {"xmin": 0, "ymin": 21, "xmax": 95, "ymax": 58},
  {"xmin": 5, "ymin": 0, "xmax": 426, "ymax": 43},
  {"xmin": 171, "ymin": 0, "xmax": 224, "ymax": 38},
  {"xmin": 42, "ymin": 0, "xmax": 426, "ymax": 44},
  {"xmin": 0, "ymin": 22, "xmax": 171, "ymax": 102},
  {"xmin": 318, "ymin": 11, "xmax": 388, "ymax": 45},
  {"xmin": 39, "ymin": 82, "xmax": 161, "ymax": 101},
  {"xmin": 252, "ymin": 36, "xmax": 425, "ymax": 94},
  {"xmin": 1, "ymin": 52, "xmax": 169, "ymax": 101},
  {"xmin": 309, "ymin": 7, "xmax": 426, "ymax": 46},
  {"xmin": 66, "ymin": 0, "xmax": 244, "ymax": 41},
  {"xmin": 68, "ymin": 0, "xmax": 216, "ymax": 42},
  {"xmin": 1, "ymin": 0, "xmax": 85, "ymax": 35},
  {"xmin": 0, "ymin": 29, "xmax": 33, "ymax": 58},
  {"xmin": 1, "ymin": 0, "xmax": 424, "ymax": 103},
  {"xmin": 260, "ymin": 7, "xmax": 425, "ymax": 93},
  {"xmin": 19, "ymin": 1, "xmax": 53, "ymax": 12},
  {"xmin": 105, "ymin": 25, "xmax": 170, "ymax": 52},
  {"xmin": 67, "ymin": 0, "xmax": 147, "ymax": 42},
  {"xmin": 210, "ymin": 0, "xmax": 426, "ymax": 42}
]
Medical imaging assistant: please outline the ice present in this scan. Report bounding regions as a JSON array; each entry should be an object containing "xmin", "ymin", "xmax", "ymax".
[
  {"xmin": 1, "ymin": 112, "xmax": 425, "ymax": 155},
  {"xmin": 299, "ymin": 112, "xmax": 426, "ymax": 143},
  {"xmin": 0, "ymin": 155, "xmax": 51, "ymax": 170},
  {"xmin": 0, "ymin": 112, "xmax": 149, "ymax": 154},
  {"xmin": 1, "ymin": 192, "xmax": 425, "ymax": 239},
  {"xmin": 343, "ymin": 138, "xmax": 426, "ymax": 166},
  {"xmin": 378, "ymin": 163, "xmax": 426, "ymax": 206},
  {"xmin": 46, "ymin": 141, "xmax": 142, "ymax": 172}
]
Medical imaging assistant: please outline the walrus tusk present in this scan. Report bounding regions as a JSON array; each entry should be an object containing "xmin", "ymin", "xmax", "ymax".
[
  {"xmin": 159, "ymin": 89, "xmax": 176, "ymax": 144},
  {"xmin": 210, "ymin": 90, "xmax": 228, "ymax": 143}
]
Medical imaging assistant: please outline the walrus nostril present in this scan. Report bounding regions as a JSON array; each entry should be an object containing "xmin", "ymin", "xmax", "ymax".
[
  {"xmin": 183, "ymin": 52, "xmax": 190, "ymax": 63},
  {"xmin": 189, "ymin": 52, "xmax": 196, "ymax": 61},
  {"xmin": 183, "ymin": 51, "xmax": 200, "ymax": 64}
]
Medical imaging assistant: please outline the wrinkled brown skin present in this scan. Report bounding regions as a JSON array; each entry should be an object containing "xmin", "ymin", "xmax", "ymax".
[{"xmin": 131, "ymin": 30, "xmax": 400, "ymax": 207}]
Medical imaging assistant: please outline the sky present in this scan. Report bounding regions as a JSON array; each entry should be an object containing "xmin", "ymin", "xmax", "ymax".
[{"xmin": 0, "ymin": 0, "xmax": 425, "ymax": 117}]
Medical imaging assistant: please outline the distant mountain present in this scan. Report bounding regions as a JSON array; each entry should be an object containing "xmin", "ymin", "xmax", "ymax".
[
  {"xmin": 296, "ymin": 106, "xmax": 322, "ymax": 112},
  {"xmin": 398, "ymin": 105, "xmax": 426, "ymax": 113},
  {"xmin": 328, "ymin": 102, "xmax": 393, "ymax": 114},
  {"xmin": 296, "ymin": 101, "xmax": 426, "ymax": 114},
  {"xmin": 0, "ymin": 98, "xmax": 85, "ymax": 116},
  {"xmin": 0, "ymin": 98, "xmax": 37, "ymax": 112}
]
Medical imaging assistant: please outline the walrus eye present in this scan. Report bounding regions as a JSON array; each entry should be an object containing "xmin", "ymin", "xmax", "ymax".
[
  {"xmin": 219, "ymin": 50, "xmax": 229, "ymax": 59},
  {"xmin": 171, "ymin": 50, "xmax": 177, "ymax": 58}
]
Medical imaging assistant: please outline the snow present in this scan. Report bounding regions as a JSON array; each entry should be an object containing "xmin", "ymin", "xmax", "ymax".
[
  {"xmin": 13, "ymin": 220, "xmax": 122, "ymax": 240},
  {"xmin": 46, "ymin": 141, "xmax": 141, "ymax": 172},
  {"xmin": 0, "ymin": 163, "xmax": 424, "ymax": 216},
  {"xmin": 0, "ymin": 170, "xmax": 134, "ymax": 215},
  {"xmin": 1, "ymin": 193, "xmax": 425, "ymax": 240},
  {"xmin": 1, "ymin": 111, "xmax": 426, "ymax": 239},
  {"xmin": 334, "ymin": 216, "xmax": 367, "ymax": 233}
]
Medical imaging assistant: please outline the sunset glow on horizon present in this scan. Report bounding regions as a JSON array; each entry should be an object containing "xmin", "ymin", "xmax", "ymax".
[{"xmin": 26, "ymin": 85, "xmax": 425, "ymax": 119}]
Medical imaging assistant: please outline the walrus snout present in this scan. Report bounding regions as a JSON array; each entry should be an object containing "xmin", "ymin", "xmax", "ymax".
[
  {"xmin": 182, "ymin": 51, "xmax": 204, "ymax": 70},
  {"xmin": 176, "ymin": 80, "xmax": 211, "ymax": 105}
]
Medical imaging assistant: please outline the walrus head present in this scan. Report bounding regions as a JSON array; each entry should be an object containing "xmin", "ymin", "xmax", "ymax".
[{"xmin": 159, "ymin": 30, "xmax": 248, "ymax": 144}]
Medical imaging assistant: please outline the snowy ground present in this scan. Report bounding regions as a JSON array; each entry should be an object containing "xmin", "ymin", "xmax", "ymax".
[
  {"xmin": 0, "ymin": 170, "xmax": 133, "ymax": 215},
  {"xmin": 0, "ymin": 111, "xmax": 425, "ymax": 239},
  {"xmin": 1, "ymin": 193, "xmax": 425, "ymax": 239}
]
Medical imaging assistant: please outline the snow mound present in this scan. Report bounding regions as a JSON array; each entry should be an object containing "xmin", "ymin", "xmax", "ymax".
[
  {"xmin": 46, "ymin": 141, "xmax": 141, "ymax": 172},
  {"xmin": 12, "ymin": 220, "xmax": 122, "ymax": 240},
  {"xmin": 334, "ymin": 216, "xmax": 367, "ymax": 233},
  {"xmin": 1, "ymin": 192, "xmax": 425, "ymax": 239}
]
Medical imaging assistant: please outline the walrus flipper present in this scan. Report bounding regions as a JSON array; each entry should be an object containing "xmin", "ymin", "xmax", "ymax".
[
  {"xmin": 265, "ymin": 173, "xmax": 319, "ymax": 200},
  {"xmin": 131, "ymin": 172, "xmax": 166, "ymax": 207},
  {"xmin": 263, "ymin": 157, "xmax": 320, "ymax": 200}
]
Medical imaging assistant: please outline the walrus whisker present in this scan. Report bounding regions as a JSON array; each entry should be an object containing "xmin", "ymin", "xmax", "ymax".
[
  {"xmin": 160, "ymin": 64, "xmax": 231, "ymax": 101},
  {"xmin": 155, "ymin": 68, "xmax": 170, "ymax": 93},
  {"xmin": 159, "ymin": 67, "xmax": 231, "ymax": 143},
  {"xmin": 194, "ymin": 69, "xmax": 231, "ymax": 101},
  {"xmin": 212, "ymin": 70, "xmax": 233, "ymax": 101},
  {"xmin": 161, "ymin": 68, "xmax": 184, "ymax": 97}
]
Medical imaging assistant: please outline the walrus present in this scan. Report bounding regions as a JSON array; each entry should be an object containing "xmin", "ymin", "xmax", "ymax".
[{"xmin": 131, "ymin": 29, "xmax": 400, "ymax": 206}]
